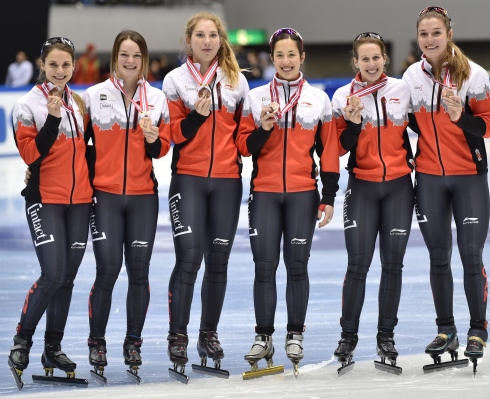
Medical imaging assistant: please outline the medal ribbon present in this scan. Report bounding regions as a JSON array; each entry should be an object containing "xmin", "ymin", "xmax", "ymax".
[
  {"xmin": 348, "ymin": 72, "xmax": 388, "ymax": 100},
  {"xmin": 186, "ymin": 56, "xmax": 219, "ymax": 87},
  {"xmin": 111, "ymin": 74, "xmax": 149, "ymax": 114},
  {"xmin": 421, "ymin": 57, "xmax": 453, "ymax": 89},
  {"xmin": 41, "ymin": 81, "xmax": 74, "ymax": 113},
  {"xmin": 270, "ymin": 75, "xmax": 304, "ymax": 121}
]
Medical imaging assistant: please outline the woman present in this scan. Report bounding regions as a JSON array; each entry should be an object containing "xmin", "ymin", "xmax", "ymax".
[
  {"xmin": 9, "ymin": 37, "xmax": 92, "ymax": 388},
  {"xmin": 162, "ymin": 12, "xmax": 249, "ymax": 379},
  {"xmin": 83, "ymin": 30, "xmax": 171, "ymax": 380},
  {"xmin": 331, "ymin": 32, "xmax": 414, "ymax": 375},
  {"xmin": 236, "ymin": 28, "xmax": 340, "ymax": 377},
  {"xmin": 403, "ymin": 6, "xmax": 490, "ymax": 370}
]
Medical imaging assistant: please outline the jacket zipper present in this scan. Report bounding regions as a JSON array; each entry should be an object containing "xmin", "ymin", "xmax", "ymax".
[
  {"xmin": 207, "ymin": 79, "xmax": 217, "ymax": 177},
  {"xmin": 431, "ymin": 83, "xmax": 445, "ymax": 175},
  {"xmin": 67, "ymin": 110, "xmax": 76, "ymax": 204},
  {"xmin": 122, "ymin": 92, "xmax": 131, "ymax": 194},
  {"xmin": 282, "ymin": 84, "xmax": 289, "ymax": 192},
  {"xmin": 373, "ymin": 93, "xmax": 387, "ymax": 180}
]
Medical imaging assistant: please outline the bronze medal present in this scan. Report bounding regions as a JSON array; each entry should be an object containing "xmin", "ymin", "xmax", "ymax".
[
  {"xmin": 139, "ymin": 116, "xmax": 152, "ymax": 129},
  {"xmin": 269, "ymin": 102, "xmax": 279, "ymax": 113},
  {"xmin": 198, "ymin": 86, "xmax": 211, "ymax": 99}
]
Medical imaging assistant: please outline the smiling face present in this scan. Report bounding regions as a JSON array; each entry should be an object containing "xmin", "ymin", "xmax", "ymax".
[
  {"xmin": 271, "ymin": 38, "xmax": 305, "ymax": 81},
  {"xmin": 41, "ymin": 48, "xmax": 74, "ymax": 89},
  {"xmin": 115, "ymin": 39, "xmax": 142, "ymax": 83},
  {"xmin": 354, "ymin": 43, "xmax": 386, "ymax": 85},
  {"xmin": 186, "ymin": 19, "xmax": 221, "ymax": 68},
  {"xmin": 417, "ymin": 17, "xmax": 452, "ymax": 66}
]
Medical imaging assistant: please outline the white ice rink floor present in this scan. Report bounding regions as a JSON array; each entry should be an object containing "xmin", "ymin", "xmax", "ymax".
[{"xmin": 1, "ymin": 155, "xmax": 490, "ymax": 398}]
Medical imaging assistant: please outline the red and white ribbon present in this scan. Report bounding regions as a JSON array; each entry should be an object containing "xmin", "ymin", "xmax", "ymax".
[
  {"xmin": 270, "ymin": 74, "xmax": 304, "ymax": 120},
  {"xmin": 421, "ymin": 56, "xmax": 453, "ymax": 89},
  {"xmin": 111, "ymin": 74, "xmax": 149, "ymax": 114},
  {"xmin": 41, "ymin": 81, "xmax": 74, "ymax": 113},
  {"xmin": 348, "ymin": 72, "xmax": 388, "ymax": 100},
  {"xmin": 186, "ymin": 56, "xmax": 219, "ymax": 89}
]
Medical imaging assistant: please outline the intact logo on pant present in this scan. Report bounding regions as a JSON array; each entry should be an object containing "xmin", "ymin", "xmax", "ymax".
[
  {"xmin": 27, "ymin": 204, "xmax": 55, "ymax": 247},
  {"xmin": 343, "ymin": 189, "xmax": 357, "ymax": 230},
  {"xmin": 463, "ymin": 217, "xmax": 479, "ymax": 225},
  {"xmin": 90, "ymin": 197, "xmax": 107, "ymax": 241},
  {"xmin": 291, "ymin": 238, "xmax": 307, "ymax": 244},
  {"xmin": 169, "ymin": 193, "xmax": 193, "ymax": 237}
]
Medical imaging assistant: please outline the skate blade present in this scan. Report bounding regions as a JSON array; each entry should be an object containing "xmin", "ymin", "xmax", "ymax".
[
  {"xmin": 191, "ymin": 364, "xmax": 230, "ymax": 379},
  {"xmin": 292, "ymin": 362, "xmax": 300, "ymax": 378},
  {"xmin": 242, "ymin": 365, "xmax": 284, "ymax": 380},
  {"xmin": 32, "ymin": 374, "xmax": 88, "ymax": 387},
  {"xmin": 374, "ymin": 360, "xmax": 402, "ymax": 375},
  {"xmin": 337, "ymin": 361, "xmax": 355, "ymax": 376},
  {"xmin": 8, "ymin": 359, "xmax": 24, "ymax": 391},
  {"xmin": 423, "ymin": 358, "xmax": 469, "ymax": 373},
  {"xmin": 126, "ymin": 369, "xmax": 141, "ymax": 384},
  {"xmin": 168, "ymin": 367, "xmax": 189, "ymax": 384},
  {"xmin": 90, "ymin": 369, "xmax": 107, "ymax": 386}
]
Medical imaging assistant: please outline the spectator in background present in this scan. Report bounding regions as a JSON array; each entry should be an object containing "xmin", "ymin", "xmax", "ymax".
[
  {"xmin": 399, "ymin": 50, "xmax": 418, "ymax": 75},
  {"xmin": 158, "ymin": 54, "xmax": 175, "ymax": 80},
  {"xmin": 72, "ymin": 43, "xmax": 100, "ymax": 84},
  {"xmin": 5, "ymin": 51, "xmax": 33, "ymax": 87}
]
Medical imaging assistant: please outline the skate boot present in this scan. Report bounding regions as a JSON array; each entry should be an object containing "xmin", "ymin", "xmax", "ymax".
[
  {"xmin": 32, "ymin": 342, "xmax": 88, "ymax": 387},
  {"xmin": 167, "ymin": 333, "xmax": 189, "ymax": 384},
  {"xmin": 334, "ymin": 332, "xmax": 357, "ymax": 376},
  {"xmin": 192, "ymin": 331, "xmax": 229, "ymax": 378},
  {"xmin": 243, "ymin": 334, "xmax": 284, "ymax": 380},
  {"xmin": 285, "ymin": 332, "xmax": 303, "ymax": 377},
  {"xmin": 374, "ymin": 332, "xmax": 402, "ymax": 375},
  {"xmin": 88, "ymin": 337, "xmax": 108, "ymax": 385},
  {"xmin": 464, "ymin": 336, "xmax": 486, "ymax": 376},
  {"xmin": 423, "ymin": 333, "xmax": 469, "ymax": 373},
  {"xmin": 7, "ymin": 335, "xmax": 32, "ymax": 390},
  {"xmin": 123, "ymin": 338, "xmax": 142, "ymax": 384}
]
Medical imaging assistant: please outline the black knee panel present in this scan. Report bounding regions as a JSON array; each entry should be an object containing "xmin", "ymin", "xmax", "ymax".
[
  {"xmin": 285, "ymin": 261, "xmax": 308, "ymax": 281},
  {"xmin": 254, "ymin": 260, "xmax": 278, "ymax": 282},
  {"xmin": 346, "ymin": 263, "xmax": 370, "ymax": 280},
  {"xmin": 179, "ymin": 249, "xmax": 203, "ymax": 285},
  {"xmin": 126, "ymin": 261, "xmax": 150, "ymax": 285}
]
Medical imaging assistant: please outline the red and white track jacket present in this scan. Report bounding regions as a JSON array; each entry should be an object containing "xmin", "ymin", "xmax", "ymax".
[
  {"xmin": 83, "ymin": 78, "xmax": 171, "ymax": 195},
  {"xmin": 162, "ymin": 62, "xmax": 249, "ymax": 178},
  {"xmin": 13, "ymin": 85, "xmax": 92, "ymax": 204},
  {"xmin": 403, "ymin": 60, "xmax": 490, "ymax": 176},
  {"xmin": 236, "ymin": 74, "xmax": 340, "ymax": 206},
  {"xmin": 332, "ymin": 74, "xmax": 414, "ymax": 182}
]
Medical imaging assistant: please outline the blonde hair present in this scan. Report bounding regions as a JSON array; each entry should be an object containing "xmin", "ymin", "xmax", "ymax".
[
  {"xmin": 184, "ymin": 12, "xmax": 241, "ymax": 87},
  {"xmin": 417, "ymin": 9, "xmax": 470, "ymax": 91}
]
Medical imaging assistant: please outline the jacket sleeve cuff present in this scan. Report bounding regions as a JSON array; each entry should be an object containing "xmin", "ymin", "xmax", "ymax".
[
  {"xmin": 180, "ymin": 110, "xmax": 209, "ymax": 140},
  {"xmin": 246, "ymin": 126, "xmax": 274, "ymax": 155},
  {"xmin": 145, "ymin": 139, "xmax": 162, "ymax": 158}
]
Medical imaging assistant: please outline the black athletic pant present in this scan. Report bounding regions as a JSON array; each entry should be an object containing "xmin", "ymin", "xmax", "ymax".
[
  {"xmin": 89, "ymin": 189, "xmax": 158, "ymax": 339},
  {"xmin": 167, "ymin": 175, "xmax": 242, "ymax": 334},
  {"xmin": 249, "ymin": 189, "xmax": 319, "ymax": 335},
  {"xmin": 18, "ymin": 202, "xmax": 90, "ymax": 343},
  {"xmin": 341, "ymin": 174, "xmax": 414, "ymax": 334},
  {"xmin": 415, "ymin": 172, "xmax": 489, "ymax": 341}
]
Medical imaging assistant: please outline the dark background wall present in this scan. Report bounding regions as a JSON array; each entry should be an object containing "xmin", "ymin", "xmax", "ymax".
[{"xmin": 0, "ymin": 0, "xmax": 50, "ymax": 83}]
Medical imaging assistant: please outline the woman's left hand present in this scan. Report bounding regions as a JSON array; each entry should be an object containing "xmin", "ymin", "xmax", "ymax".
[
  {"xmin": 142, "ymin": 124, "xmax": 159, "ymax": 143},
  {"xmin": 442, "ymin": 91, "xmax": 463, "ymax": 122},
  {"xmin": 318, "ymin": 204, "xmax": 334, "ymax": 228}
]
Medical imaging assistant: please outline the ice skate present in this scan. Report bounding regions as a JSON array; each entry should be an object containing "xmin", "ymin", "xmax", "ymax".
[
  {"xmin": 7, "ymin": 335, "xmax": 32, "ymax": 390},
  {"xmin": 285, "ymin": 332, "xmax": 303, "ymax": 377},
  {"xmin": 373, "ymin": 332, "xmax": 402, "ymax": 375},
  {"xmin": 32, "ymin": 343, "xmax": 88, "ymax": 387},
  {"xmin": 123, "ymin": 338, "xmax": 143, "ymax": 384},
  {"xmin": 242, "ymin": 334, "xmax": 284, "ymax": 380},
  {"xmin": 167, "ymin": 333, "xmax": 189, "ymax": 384},
  {"xmin": 334, "ymin": 333, "xmax": 357, "ymax": 376},
  {"xmin": 464, "ymin": 336, "xmax": 486, "ymax": 376},
  {"xmin": 88, "ymin": 337, "xmax": 108, "ymax": 385},
  {"xmin": 423, "ymin": 333, "xmax": 469, "ymax": 373},
  {"xmin": 192, "ymin": 331, "xmax": 229, "ymax": 378}
]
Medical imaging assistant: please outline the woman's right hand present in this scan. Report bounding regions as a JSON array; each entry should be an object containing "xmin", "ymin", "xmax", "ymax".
[
  {"xmin": 24, "ymin": 167, "xmax": 31, "ymax": 185},
  {"xmin": 194, "ymin": 96, "xmax": 211, "ymax": 117},
  {"xmin": 47, "ymin": 95, "xmax": 62, "ymax": 118},
  {"xmin": 260, "ymin": 106, "xmax": 276, "ymax": 131},
  {"xmin": 343, "ymin": 96, "xmax": 363, "ymax": 124}
]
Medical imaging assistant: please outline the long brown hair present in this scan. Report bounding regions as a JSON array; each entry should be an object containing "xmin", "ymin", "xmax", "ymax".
[
  {"xmin": 184, "ymin": 12, "xmax": 241, "ymax": 87},
  {"xmin": 38, "ymin": 39, "xmax": 85, "ymax": 114},
  {"xmin": 110, "ymin": 30, "xmax": 149, "ymax": 80},
  {"xmin": 417, "ymin": 9, "xmax": 470, "ymax": 91}
]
